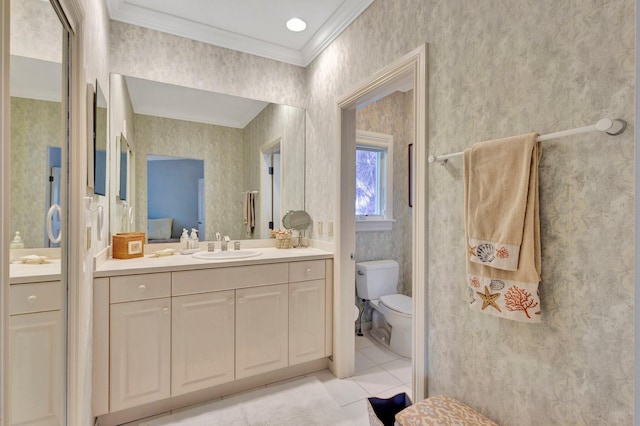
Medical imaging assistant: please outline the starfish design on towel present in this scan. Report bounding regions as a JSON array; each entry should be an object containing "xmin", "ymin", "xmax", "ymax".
[{"xmin": 476, "ymin": 286, "xmax": 501, "ymax": 312}]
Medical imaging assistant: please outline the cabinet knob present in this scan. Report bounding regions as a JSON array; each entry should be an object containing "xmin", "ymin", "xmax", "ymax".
[
  {"xmin": 137, "ymin": 284, "xmax": 146, "ymax": 292},
  {"xmin": 162, "ymin": 307, "xmax": 169, "ymax": 314},
  {"xmin": 238, "ymin": 297, "xmax": 245, "ymax": 304},
  {"xmin": 27, "ymin": 295, "xmax": 37, "ymax": 303},
  {"xmin": 306, "ymin": 268, "xmax": 312, "ymax": 273},
  {"xmin": 228, "ymin": 299, "xmax": 234, "ymax": 305}
]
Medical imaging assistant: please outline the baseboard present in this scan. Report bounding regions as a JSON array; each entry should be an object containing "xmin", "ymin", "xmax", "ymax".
[{"xmin": 96, "ymin": 358, "xmax": 329, "ymax": 426}]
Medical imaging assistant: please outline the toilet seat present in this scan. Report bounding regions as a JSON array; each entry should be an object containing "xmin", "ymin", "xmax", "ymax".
[{"xmin": 379, "ymin": 294, "xmax": 412, "ymax": 317}]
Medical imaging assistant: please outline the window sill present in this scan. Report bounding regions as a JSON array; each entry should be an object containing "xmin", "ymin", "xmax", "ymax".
[{"xmin": 356, "ymin": 219, "xmax": 395, "ymax": 232}]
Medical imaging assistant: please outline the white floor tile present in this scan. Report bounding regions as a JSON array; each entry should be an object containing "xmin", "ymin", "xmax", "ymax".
[
  {"xmin": 380, "ymin": 358, "xmax": 412, "ymax": 384},
  {"xmin": 355, "ymin": 350, "xmax": 377, "ymax": 372},
  {"xmin": 358, "ymin": 341, "xmax": 400, "ymax": 365},
  {"xmin": 355, "ymin": 333, "xmax": 375, "ymax": 350},
  {"xmin": 127, "ymin": 413, "xmax": 171, "ymax": 425},
  {"xmin": 341, "ymin": 398, "xmax": 370, "ymax": 426},
  {"xmin": 351, "ymin": 365, "xmax": 403, "ymax": 396},
  {"xmin": 306, "ymin": 369, "xmax": 370, "ymax": 406}
]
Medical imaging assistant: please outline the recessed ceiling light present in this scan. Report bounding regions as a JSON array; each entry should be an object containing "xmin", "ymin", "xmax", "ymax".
[{"xmin": 286, "ymin": 18, "xmax": 307, "ymax": 32}]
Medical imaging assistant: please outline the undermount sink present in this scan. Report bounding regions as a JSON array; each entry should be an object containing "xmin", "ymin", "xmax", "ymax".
[{"xmin": 192, "ymin": 250, "xmax": 261, "ymax": 260}]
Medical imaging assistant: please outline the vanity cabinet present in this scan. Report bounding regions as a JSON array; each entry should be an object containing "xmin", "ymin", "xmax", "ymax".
[
  {"xmin": 289, "ymin": 260, "xmax": 329, "ymax": 365},
  {"xmin": 172, "ymin": 290, "xmax": 235, "ymax": 396},
  {"xmin": 109, "ymin": 274, "xmax": 172, "ymax": 412},
  {"xmin": 94, "ymin": 256, "xmax": 333, "ymax": 418},
  {"xmin": 235, "ymin": 284, "xmax": 289, "ymax": 379},
  {"xmin": 8, "ymin": 281, "xmax": 64, "ymax": 426}
]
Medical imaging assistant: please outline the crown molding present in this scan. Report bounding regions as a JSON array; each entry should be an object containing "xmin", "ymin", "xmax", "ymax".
[{"xmin": 106, "ymin": 0, "xmax": 374, "ymax": 67}]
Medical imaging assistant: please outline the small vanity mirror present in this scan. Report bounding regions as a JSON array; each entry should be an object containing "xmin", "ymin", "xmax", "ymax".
[
  {"xmin": 94, "ymin": 81, "xmax": 107, "ymax": 195},
  {"xmin": 282, "ymin": 210, "xmax": 312, "ymax": 231}
]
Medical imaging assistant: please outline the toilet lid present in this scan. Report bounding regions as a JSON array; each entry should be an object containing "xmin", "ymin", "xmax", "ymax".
[{"xmin": 379, "ymin": 294, "xmax": 412, "ymax": 315}]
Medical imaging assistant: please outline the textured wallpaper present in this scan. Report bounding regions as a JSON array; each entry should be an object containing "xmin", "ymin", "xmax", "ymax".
[
  {"xmin": 133, "ymin": 114, "xmax": 246, "ymax": 241},
  {"xmin": 10, "ymin": 0, "xmax": 62, "ymax": 62},
  {"xmin": 355, "ymin": 90, "xmax": 414, "ymax": 297},
  {"xmin": 244, "ymin": 103, "xmax": 306, "ymax": 238},
  {"xmin": 304, "ymin": 0, "xmax": 634, "ymax": 424},
  {"xmin": 10, "ymin": 97, "xmax": 62, "ymax": 248}
]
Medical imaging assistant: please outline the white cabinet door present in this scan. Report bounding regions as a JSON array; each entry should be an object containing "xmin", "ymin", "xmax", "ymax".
[
  {"xmin": 289, "ymin": 280, "xmax": 326, "ymax": 365},
  {"xmin": 172, "ymin": 290, "xmax": 235, "ymax": 396},
  {"xmin": 236, "ymin": 284, "xmax": 288, "ymax": 379},
  {"xmin": 9, "ymin": 310, "xmax": 64, "ymax": 425},
  {"xmin": 110, "ymin": 298, "xmax": 171, "ymax": 412}
]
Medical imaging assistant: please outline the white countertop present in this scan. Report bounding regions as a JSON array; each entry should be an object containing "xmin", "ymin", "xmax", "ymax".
[
  {"xmin": 95, "ymin": 247, "xmax": 333, "ymax": 277},
  {"xmin": 10, "ymin": 259, "xmax": 62, "ymax": 284}
]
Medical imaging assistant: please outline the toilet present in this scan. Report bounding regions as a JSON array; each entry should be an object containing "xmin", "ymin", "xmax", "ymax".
[{"xmin": 355, "ymin": 260, "xmax": 412, "ymax": 358}]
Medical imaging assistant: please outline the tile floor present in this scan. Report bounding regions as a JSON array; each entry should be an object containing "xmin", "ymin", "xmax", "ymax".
[{"xmin": 121, "ymin": 331, "xmax": 411, "ymax": 425}]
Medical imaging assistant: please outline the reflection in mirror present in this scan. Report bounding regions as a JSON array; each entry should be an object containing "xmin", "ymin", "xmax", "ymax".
[
  {"xmin": 109, "ymin": 74, "xmax": 306, "ymax": 241},
  {"xmin": 147, "ymin": 155, "xmax": 205, "ymax": 242},
  {"xmin": 10, "ymin": 0, "xmax": 64, "ymax": 251},
  {"xmin": 119, "ymin": 134, "xmax": 129, "ymax": 201},
  {"xmin": 94, "ymin": 81, "xmax": 107, "ymax": 195}
]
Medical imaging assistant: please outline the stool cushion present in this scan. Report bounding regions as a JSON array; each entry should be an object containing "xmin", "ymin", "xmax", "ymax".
[{"xmin": 395, "ymin": 395, "xmax": 499, "ymax": 425}]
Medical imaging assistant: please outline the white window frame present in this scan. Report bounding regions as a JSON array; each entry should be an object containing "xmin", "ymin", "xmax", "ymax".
[{"xmin": 355, "ymin": 130, "xmax": 394, "ymax": 232}]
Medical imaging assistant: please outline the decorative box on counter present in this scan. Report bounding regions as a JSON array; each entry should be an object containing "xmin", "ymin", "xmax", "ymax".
[{"xmin": 112, "ymin": 232, "xmax": 146, "ymax": 259}]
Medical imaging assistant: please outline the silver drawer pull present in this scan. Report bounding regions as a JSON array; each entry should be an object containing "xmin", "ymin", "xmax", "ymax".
[
  {"xmin": 137, "ymin": 284, "xmax": 146, "ymax": 292},
  {"xmin": 162, "ymin": 307, "xmax": 169, "ymax": 314},
  {"xmin": 306, "ymin": 268, "xmax": 312, "ymax": 273},
  {"xmin": 27, "ymin": 295, "xmax": 37, "ymax": 303},
  {"xmin": 238, "ymin": 297, "xmax": 245, "ymax": 304}
]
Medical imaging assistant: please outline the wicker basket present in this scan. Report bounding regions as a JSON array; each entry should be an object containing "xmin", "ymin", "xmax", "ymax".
[
  {"xmin": 112, "ymin": 232, "xmax": 146, "ymax": 259},
  {"xmin": 275, "ymin": 234, "xmax": 292, "ymax": 249}
]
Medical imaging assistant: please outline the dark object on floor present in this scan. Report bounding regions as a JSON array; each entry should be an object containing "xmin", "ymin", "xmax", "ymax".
[{"xmin": 366, "ymin": 392, "xmax": 412, "ymax": 426}]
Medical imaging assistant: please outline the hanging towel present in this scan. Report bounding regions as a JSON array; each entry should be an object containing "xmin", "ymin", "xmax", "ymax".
[
  {"xmin": 464, "ymin": 133, "xmax": 542, "ymax": 322},
  {"xmin": 243, "ymin": 192, "xmax": 256, "ymax": 237}
]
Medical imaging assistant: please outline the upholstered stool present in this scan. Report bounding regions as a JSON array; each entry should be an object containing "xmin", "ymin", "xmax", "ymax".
[{"xmin": 394, "ymin": 395, "xmax": 499, "ymax": 426}]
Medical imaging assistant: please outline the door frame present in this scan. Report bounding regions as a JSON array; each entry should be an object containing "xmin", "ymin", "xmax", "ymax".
[{"xmin": 334, "ymin": 44, "xmax": 428, "ymax": 401}]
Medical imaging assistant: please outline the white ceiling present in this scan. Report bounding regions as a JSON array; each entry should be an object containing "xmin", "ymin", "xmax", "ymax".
[
  {"xmin": 125, "ymin": 76, "xmax": 270, "ymax": 128},
  {"xmin": 106, "ymin": 0, "xmax": 375, "ymax": 67}
]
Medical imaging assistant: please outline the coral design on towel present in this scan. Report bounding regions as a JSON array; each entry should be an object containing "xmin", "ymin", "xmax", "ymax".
[
  {"xmin": 496, "ymin": 246, "xmax": 509, "ymax": 259},
  {"xmin": 468, "ymin": 274, "xmax": 541, "ymax": 323}
]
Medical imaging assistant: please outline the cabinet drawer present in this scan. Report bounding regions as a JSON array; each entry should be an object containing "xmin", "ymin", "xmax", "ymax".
[
  {"xmin": 289, "ymin": 260, "xmax": 325, "ymax": 283},
  {"xmin": 10, "ymin": 281, "xmax": 63, "ymax": 315},
  {"xmin": 111, "ymin": 273, "xmax": 171, "ymax": 303},
  {"xmin": 173, "ymin": 263, "xmax": 288, "ymax": 296}
]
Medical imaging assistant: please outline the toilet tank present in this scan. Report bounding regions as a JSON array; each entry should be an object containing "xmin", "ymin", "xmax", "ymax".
[{"xmin": 355, "ymin": 260, "xmax": 399, "ymax": 300}]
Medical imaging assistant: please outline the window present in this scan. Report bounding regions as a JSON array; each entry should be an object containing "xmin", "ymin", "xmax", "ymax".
[{"xmin": 355, "ymin": 130, "xmax": 394, "ymax": 231}]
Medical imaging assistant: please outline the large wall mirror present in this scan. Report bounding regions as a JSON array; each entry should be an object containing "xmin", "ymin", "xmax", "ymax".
[{"xmin": 109, "ymin": 74, "xmax": 306, "ymax": 242}]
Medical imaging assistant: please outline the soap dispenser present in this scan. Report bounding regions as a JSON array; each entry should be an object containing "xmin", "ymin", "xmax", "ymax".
[
  {"xmin": 189, "ymin": 228, "xmax": 199, "ymax": 250},
  {"xmin": 180, "ymin": 228, "xmax": 189, "ymax": 250},
  {"xmin": 10, "ymin": 231, "xmax": 24, "ymax": 249}
]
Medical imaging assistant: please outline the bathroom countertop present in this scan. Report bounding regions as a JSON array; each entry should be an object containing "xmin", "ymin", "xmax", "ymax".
[
  {"xmin": 10, "ymin": 259, "xmax": 62, "ymax": 284},
  {"xmin": 94, "ymin": 247, "xmax": 333, "ymax": 277}
]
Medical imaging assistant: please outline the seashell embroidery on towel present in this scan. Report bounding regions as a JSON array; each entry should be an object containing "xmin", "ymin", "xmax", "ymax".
[
  {"xmin": 489, "ymin": 279, "xmax": 505, "ymax": 291},
  {"xmin": 475, "ymin": 243, "xmax": 496, "ymax": 263},
  {"xmin": 496, "ymin": 247, "xmax": 509, "ymax": 259}
]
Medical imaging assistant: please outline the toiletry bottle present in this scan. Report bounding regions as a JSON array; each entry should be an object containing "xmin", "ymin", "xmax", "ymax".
[
  {"xmin": 189, "ymin": 228, "xmax": 199, "ymax": 250},
  {"xmin": 10, "ymin": 231, "xmax": 24, "ymax": 249},
  {"xmin": 180, "ymin": 228, "xmax": 189, "ymax": 250}
]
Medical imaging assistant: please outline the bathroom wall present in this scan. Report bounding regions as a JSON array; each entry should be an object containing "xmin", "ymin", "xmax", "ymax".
[
  {"xmin": 355, "ymin": 90, "xmax": 414, "ymax": 297},
  {"xmin": 133, "ymin": 114, "xmax": 246, "ymax": 240},
  {"xmin": 244, "ymin": 103, "xmax": 306, "ymax": 238},
  {"xmin": 9, "ymin": 97, "xmax": 61, "ymax": 248},
  {"xmin": 305, "ymin": 0, "xmax": 634, "ymax": 424}
]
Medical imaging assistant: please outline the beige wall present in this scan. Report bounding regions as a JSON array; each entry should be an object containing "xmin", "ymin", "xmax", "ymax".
[
  {"xmin": 133, "ymin": 114, "xmax": 246, "ymax": 240},
  {"xmin": 305, "ymin": 0, "xmax": 634, "ymax": 424}
]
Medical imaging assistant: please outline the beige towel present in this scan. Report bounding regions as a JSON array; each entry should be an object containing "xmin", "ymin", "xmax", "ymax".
[
  {"xmin": 464, "ymin": 133, "xmax": 542, "ymax": 322},
  {"xmin": 243, "ymin": 192, "xmax": 256, "ymax": 237}
]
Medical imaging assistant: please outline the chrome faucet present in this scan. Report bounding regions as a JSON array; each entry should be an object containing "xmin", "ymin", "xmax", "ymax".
[{"xmin": 221, "ymin": 235, "xmax": 230, "ymax": 251}]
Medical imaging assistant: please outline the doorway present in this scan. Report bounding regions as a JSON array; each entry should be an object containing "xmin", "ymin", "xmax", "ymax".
[
  {"xmin": 334, "ymin": 45, "xmax": 428, "ymax": 402},
  {"xmin": 260, "ymin": 138, "xmax": 282, "ymax": 238}
]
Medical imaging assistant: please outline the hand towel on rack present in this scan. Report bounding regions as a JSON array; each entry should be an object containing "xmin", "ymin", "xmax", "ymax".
[
  {"xmin": 464, "ymin": 133, "xmax": 542, "ymax": 322},
  {"xmin": 243, "ymin": 192, "xmax": 256, "ymax": 237}
]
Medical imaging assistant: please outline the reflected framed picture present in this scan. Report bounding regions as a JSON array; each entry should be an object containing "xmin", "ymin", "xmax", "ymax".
[{"xmin": 408, "ymin": 143, "xmax": 414, "ymax": 208}]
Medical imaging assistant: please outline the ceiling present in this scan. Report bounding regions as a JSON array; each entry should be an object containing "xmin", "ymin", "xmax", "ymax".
[{"xmin": 106, "ymin": 0, "xmax": 375, "ymax": 67}]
